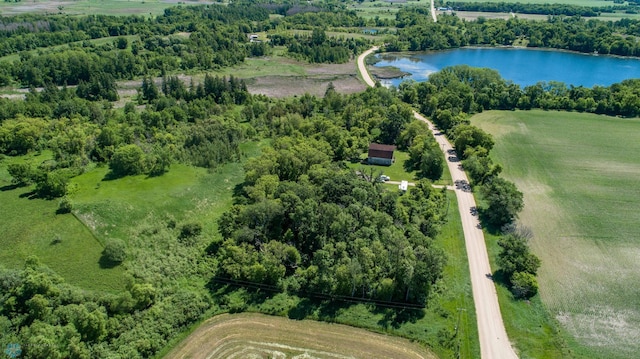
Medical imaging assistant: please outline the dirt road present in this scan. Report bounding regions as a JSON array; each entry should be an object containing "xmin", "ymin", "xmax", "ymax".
[
  {"xmin": 357, "ymin": 48, "xmax": 519, "ymax": 359},
  {"xmin": 431, "ymin": 0, "xmax": 438, "ymax": 22}
]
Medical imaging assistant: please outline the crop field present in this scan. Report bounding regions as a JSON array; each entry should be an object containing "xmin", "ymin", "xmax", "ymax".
[
  {"xmin": 0, "ymin": 0, "xmax": 213, "ymax": 17},
  {"xmin": 471, "ymin": 110, "xmax": 640, "ymax": 359},
  {"xmin": 165, "ymin": 312, "xmax": 438, "ymax": 359}
]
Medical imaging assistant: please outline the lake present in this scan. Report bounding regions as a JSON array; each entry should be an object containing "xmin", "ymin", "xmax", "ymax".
[{"xmin": 374, "ymin": 47, "xmax": 640, "ymax": 88}]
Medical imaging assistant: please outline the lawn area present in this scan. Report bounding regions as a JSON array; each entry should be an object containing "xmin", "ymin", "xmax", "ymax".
[
  {"xmin": 472, "ymin": 110, "xmax": 640, "ymax": 359},
  {"xmin": 0, "ymin": 141, "xmax": 267, "ymax": 293},
  {"xmin": 347, "ymin": 148, "xmax": 453, "ymax": 186}
]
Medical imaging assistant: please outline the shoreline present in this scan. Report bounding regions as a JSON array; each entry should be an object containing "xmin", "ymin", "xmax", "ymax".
[
  {"xmin": 379, "ymin": 44, "xmax": 640, "ymax": 61},
  {"xmin": 371, "ymin": 46, "xmax": 640, "ymax": 84}
]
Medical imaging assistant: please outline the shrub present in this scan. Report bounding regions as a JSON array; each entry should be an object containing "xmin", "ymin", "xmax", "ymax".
[
  {"xmin": 510, "ymin": 271, "xmax": 539, "ymax": 299},
  {"xmin": 109, "ymin": 144, "xmax": 146, "ymax": 177},
  {"xmin": 57, "ymin": 197, "xmax": 73, "ymax": 214},
  {"xmin": 179, "ymin": 222, "xmax": 202, "ymax": 242},
  {"xmin": 35, "ymin": 170, "xmax": 69, "ymax": 198},
  {"xmin": 7, "ymin": 163, "xmax": 33, "ymax": 185},
  {"xmin": 102, "ymin": 238, "xmax": 127, "ymax": 264}
]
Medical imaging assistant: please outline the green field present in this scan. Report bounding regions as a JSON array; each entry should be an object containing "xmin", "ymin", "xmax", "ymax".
[
  {"xmin": 0, "ymin": 141, "xmax": 265, "ymax": 292},
  {"xmin": 472, "ymin": 110, "xmax": 640, "ymax": 359},
  {"xmin": 0, "ymin": 151, "xmax": 126, "ymax": 291}
]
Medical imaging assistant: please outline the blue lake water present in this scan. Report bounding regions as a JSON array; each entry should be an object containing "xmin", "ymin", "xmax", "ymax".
[{"xmin": 374, "ymin": 48, "xmax": 640, "ymax": 88}]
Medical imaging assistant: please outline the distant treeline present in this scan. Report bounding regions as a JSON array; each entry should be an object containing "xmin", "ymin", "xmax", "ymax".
[
  {"xmin": 399, "ymin": 65, "xmax": 640, "ymax": 123},
  {"xmin": 391, "ymin": 9, "xmax": 640, "ymax": 57},
  {"xmin": 445, "ymin": 2, "xmax": 601, "ymax": 17}
]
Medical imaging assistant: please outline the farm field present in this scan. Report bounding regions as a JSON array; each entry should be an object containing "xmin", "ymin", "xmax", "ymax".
[
  {"xmin": 222, "ymin": 50, "xmax": 368, "ymax": 98},
  {"xmin": 0, "ymin": 0, "xmax": 213, "ymax": 16},
  {"xmin": 471, "ymin": 110, "xmax": 640, "ymax": 359},
  {"xmin": 165, "ymin": 312, "xmax": 438, "ymax": 359}
]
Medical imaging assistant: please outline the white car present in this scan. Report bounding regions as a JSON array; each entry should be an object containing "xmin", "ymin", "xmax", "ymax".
[{"xmin": 378, "ymin": 175, "xmax": 390, "ymax": 182}]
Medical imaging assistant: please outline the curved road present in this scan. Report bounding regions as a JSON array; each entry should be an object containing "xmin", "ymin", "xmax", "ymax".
[{"xmin": 357, "ymin": 49, "xmax": 518, "ymax": 359}]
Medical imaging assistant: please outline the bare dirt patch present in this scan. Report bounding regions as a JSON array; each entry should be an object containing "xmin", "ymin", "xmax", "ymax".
[
  {"xmin": 0, "ymin": 1, "xmax": 73, "ymax": 15},
  {"xmin": 247, "ymin": 74, "xmax": 366, "ymax": 98},
  {"xmin": 164, "ymin": 312, "xmax": 437, "ymax": 359},
  {"xmin": 247, "ymin": 58, "xmax": 367, "ymax": 98},
  {"xmin": 449, "ymin": 11, "xmax": 547, "ymax": 21}
]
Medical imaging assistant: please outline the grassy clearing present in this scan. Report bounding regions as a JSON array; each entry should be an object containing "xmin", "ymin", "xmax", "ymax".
[
  {"xmin": 0, "ymin": 141, "xmax": 266, "ymax": 293},
  {"xmin": 0, "ymin": 151, "xmax": 125, "ymax": 292},
  {"xmin": 472, "ymin": 110, "xmax": 640, "ymax": 359},
  {"xmin": 71, "ymin": 140, "xmax": 268, "ymax": 244},
  {"xmin": 350, "ymin": 0, "xmax": 424, "ymax": 21}
]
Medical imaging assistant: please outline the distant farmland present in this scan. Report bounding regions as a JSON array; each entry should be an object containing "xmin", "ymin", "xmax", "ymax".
[
  {"xmin": 472, "ymin": 110, "xmax": 640, "ymax": 359},
  {"xmin": 0, "ymin": 0, "xmax": 213, "ymax": 16}
]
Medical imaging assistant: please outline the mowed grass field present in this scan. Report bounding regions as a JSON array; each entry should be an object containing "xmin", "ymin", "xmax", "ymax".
[
  {"xmin": 472, "ymin": 110, "xmax": 640, "ymax": 359},
  {"xmin": 165, "ymin": 312, "xmax": 438, "ymax": 359},
  {"xmin": 0, "ymin": 151, "xmax": 126, "ymax": 291},
  {"xmin": 0, "ymin": 141, "xmax": 266, "ymax": 292}
]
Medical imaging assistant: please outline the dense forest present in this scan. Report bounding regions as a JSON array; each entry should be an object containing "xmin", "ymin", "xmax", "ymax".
[{"xmin": 215, "ymin": 87, "xmax": 448, "ymax": 305}]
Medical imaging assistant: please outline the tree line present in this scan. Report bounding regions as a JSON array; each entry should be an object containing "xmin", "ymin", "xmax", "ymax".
[
  {"xmin": 444, "ymin": 2, "xmax": 602, "ymax": 17},
  {"xmin": 1, "ymin": 74, "xmax": 251, "ymax": 203},
  {"xmin": 391, "ymin": 9, "xmax": 640, "ymax": 57},
  {"xmin": 399, "ymin": 64, "xmax": 640, "ymax": 120},
  {"xmin": 397, "ymin": 65, "xmax": 551, "ymax": 297}
]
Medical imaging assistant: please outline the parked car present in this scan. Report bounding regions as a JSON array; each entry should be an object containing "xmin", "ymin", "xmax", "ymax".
[{"xmin": 377, "ymin": 175, "xmax": 390, "ymax": 182}]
